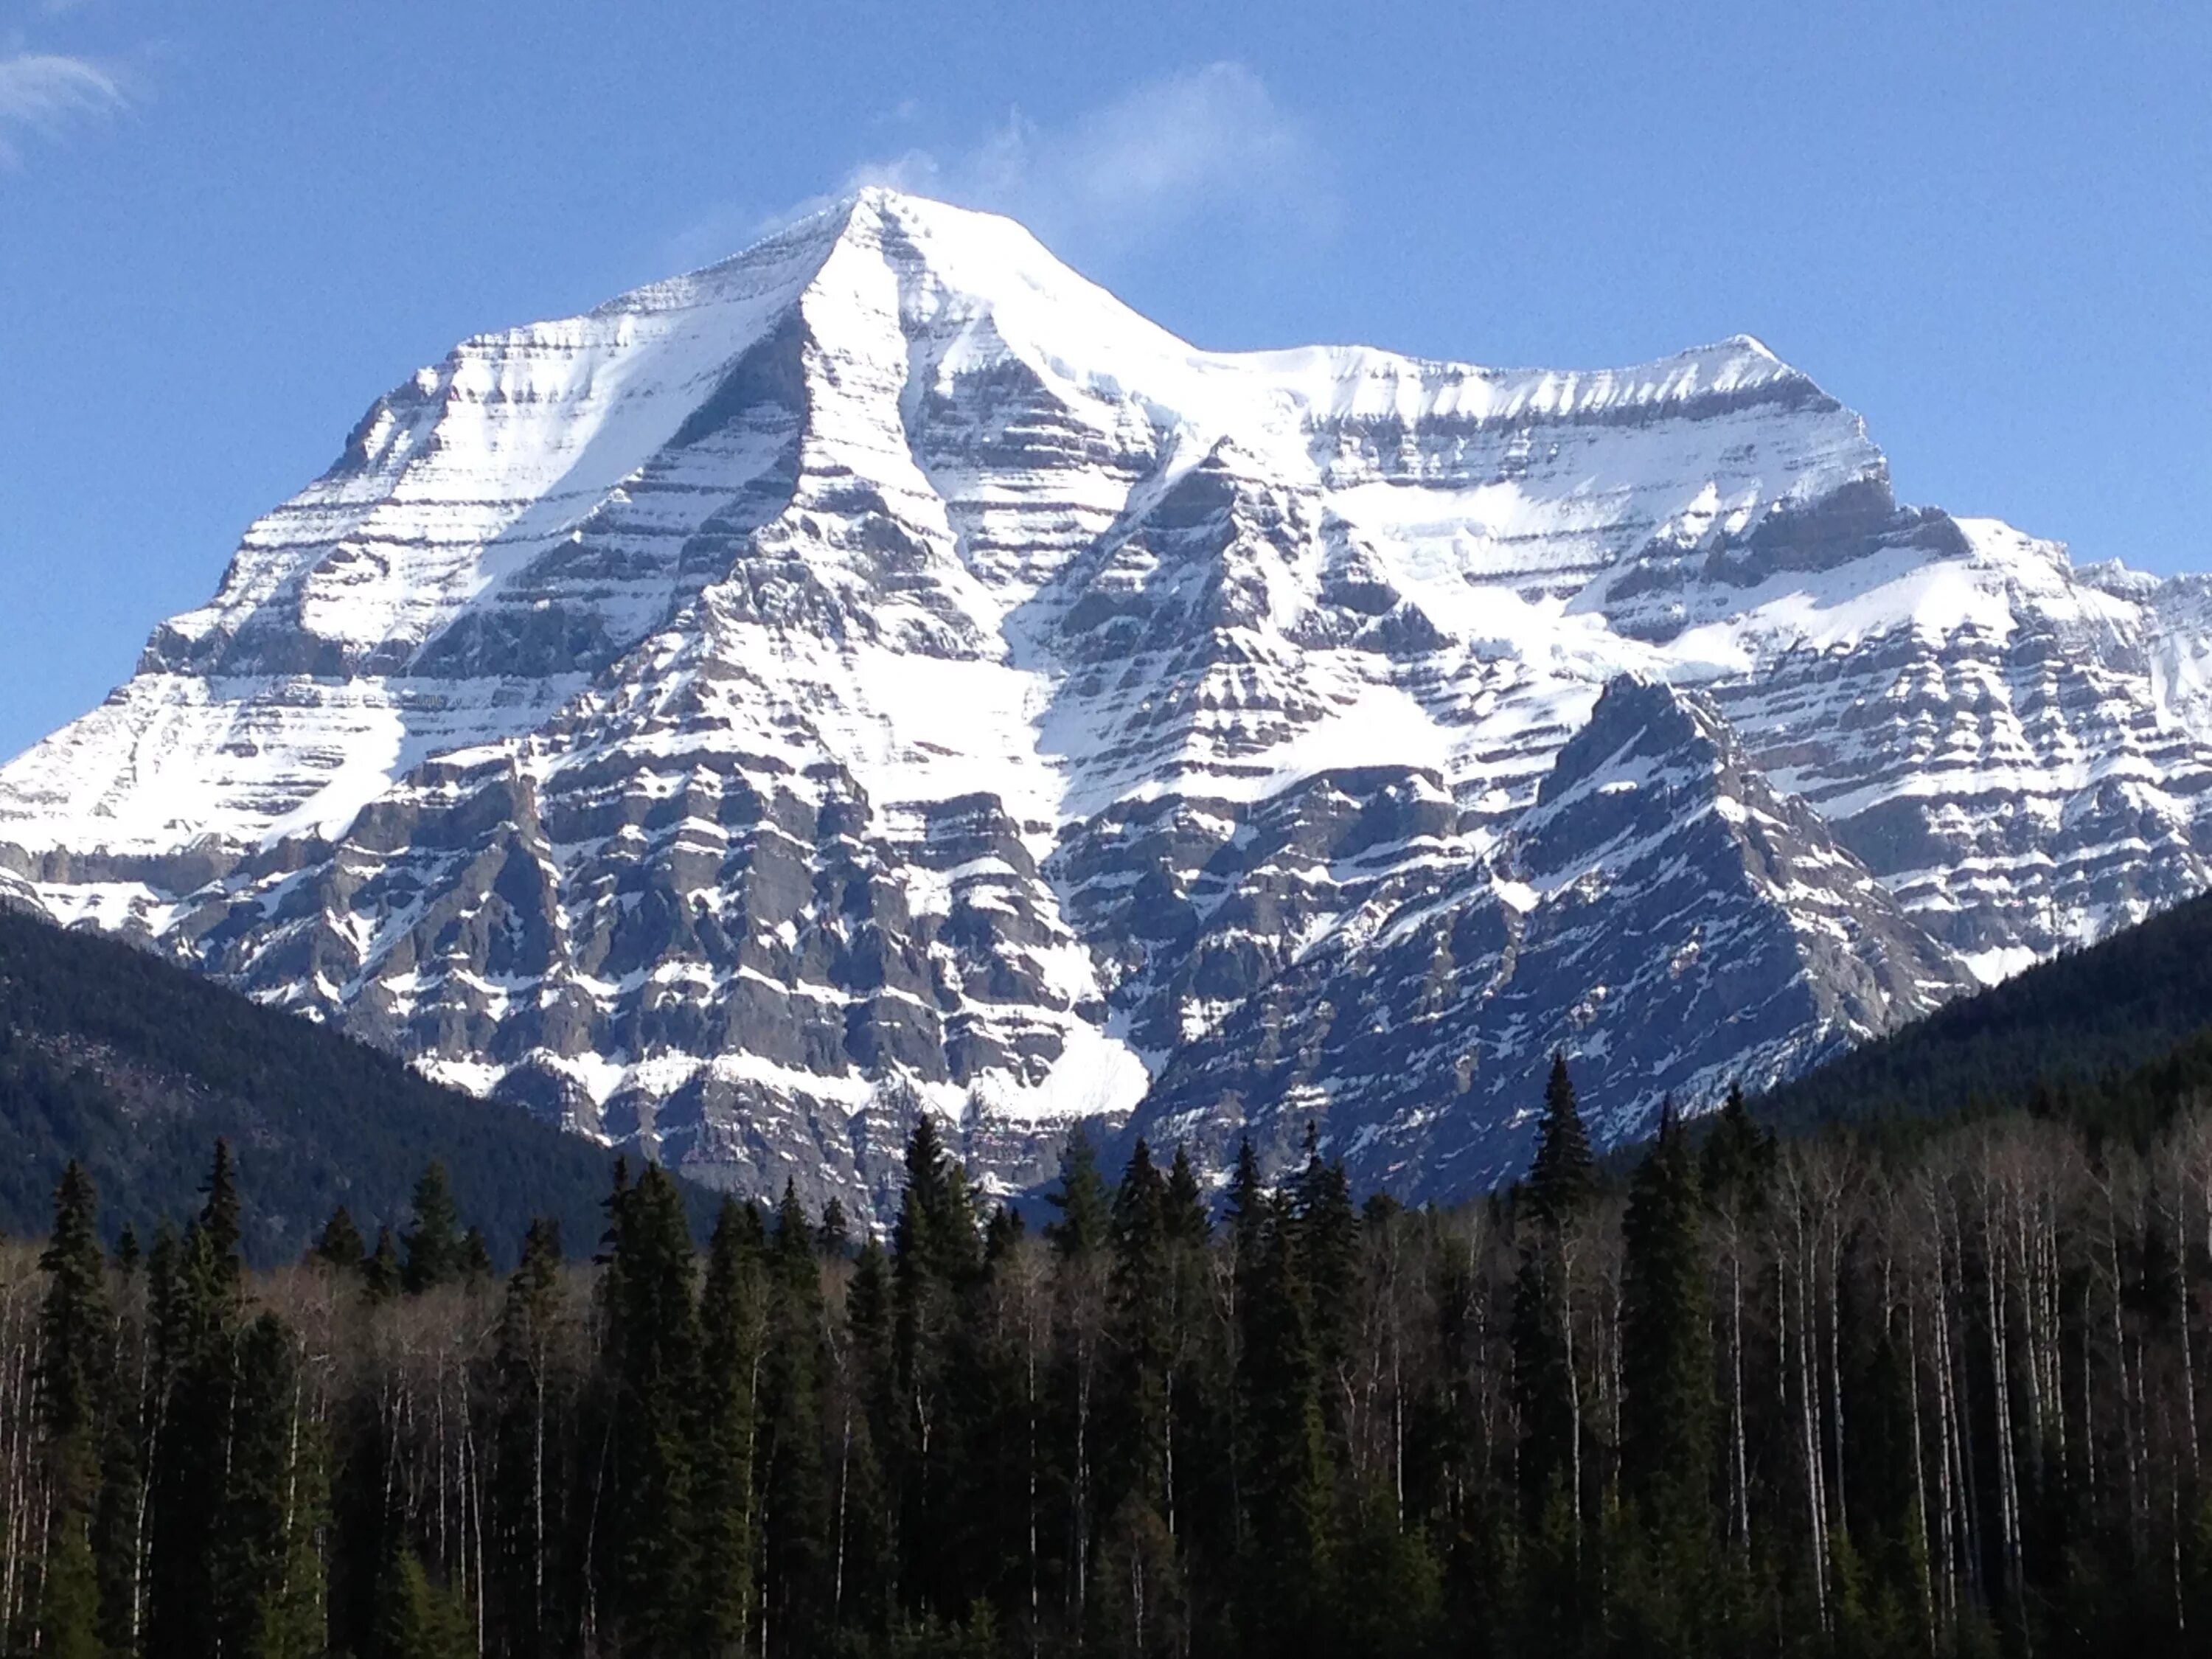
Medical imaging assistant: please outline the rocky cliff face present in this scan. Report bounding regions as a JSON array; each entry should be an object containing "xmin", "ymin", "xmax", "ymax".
[{"xmin": 4, "ymin": 189, "xmax": 2205, "ymax": 1213}]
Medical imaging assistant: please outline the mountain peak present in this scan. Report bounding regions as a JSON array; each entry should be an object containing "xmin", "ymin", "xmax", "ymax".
[{"xmin": 4, "ymin": 189, "xmax": 2205, "ymax": 1217}]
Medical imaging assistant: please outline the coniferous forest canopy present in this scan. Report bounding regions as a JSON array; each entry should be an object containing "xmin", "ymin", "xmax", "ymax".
[
  {"xmin": 0, "ymin": 905, "xmax": 674, "ymax": 1260},
  {"xmin": 10, "ymin": 1049, "xmax": 2212, "ymax": 1658}
]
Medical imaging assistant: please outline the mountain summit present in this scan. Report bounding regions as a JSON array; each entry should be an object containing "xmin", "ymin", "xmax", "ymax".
[{"xmin": 6, "ymin": 189, "xmax": 2208, "ymax": 1211}]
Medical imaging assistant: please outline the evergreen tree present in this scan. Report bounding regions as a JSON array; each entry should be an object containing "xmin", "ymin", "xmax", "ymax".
[
  {"xmin": 983, "ymin": 1201, "xmax": 1025, "ymax": 1264},
  {"xmin": 402, "ymin": 1161, "xmax": 465, "ymax": 1293},
  {"xmin": 891, "ymin": 1116, "xmax": 982, "ymax": 1622},
  {"xmin": 220, "ymin": 1312, "xmax": 327, "ymax": 1659},
  {"xmin": 1045, "ymin": 1127, "xmax": 1113, "ymax": 1261},
  {"xmin": 1511, "ymin": 1059, "xmax": 1596, "ymax": 1643},
  {"xmin": 597, "ymin": 1162, "xmax": 702, "ymax": 1652},
  {"xmin": 38, "ymin": 1161, "xmax": 111, "ymax": 1659},
  {"xmin": 201, "ymin": 1136, "xmax": 243, "ymax": 1273},
  {"xmin": 1110, "ymin": 1140, "xmax": 1171, "ymax": 1514},
  {"xmin": 39, "ymin": 1161, "xmax": 109, "ymax": 1452},
  {"xmin": 375, "ymin": 1547, "xmax": 473, "ymax": 1659},
  {"xmin": 1164, "ymin": 1145, "xmax": 1210, "ymax": 1251},
  {"xmin": 311, "ymin": 1204, "xmax": 365, "ymax": 1273},
  {"xmin": 762, "ymin": 1180, "xmax": 832, "ymax": 1655},
  {"xmin": 1236, "ymin": 1192, "xmax": 1334, "ymax": 1655},
  {"xmin": 1616, "ymin": 1102, "xmax": 1717, "ymax": 1644},
  {"xmin": 461, "ymin": 1225, "xmax": 495, "ymax": 1283},
  {"xmin": 94, "ymin": 1218, "xmax": 150, "ymax": 1657},
  {"xmin": 841, "ymin": 1234, "xmax": 900, "ymax": 1640},
  {"xmin": 1227, "ymin": 1137, "xmax": 1268, "ymax": 1272},
  {"xmin": 1526, "ymin": 1051, "xmax": 1594, "ymax": 1227},
  {"xmin": 146, "ymin": 1142, "xmax": 250, "ymax": 1659},
  {"xmin": 1700, "ymin": 1078, "xmax": 1775, "ymax": 1205},
  {"xmin": 815, "ymin": 1194, "xmax": 851, "ymax": 1260},
  {"xmin": 695, "ymin": 1197, "xmax": 763, "ymax": 1656},
  {"xmin": 1292, "ymin": 1126, "xmax": 1358, "ymax": 1412},
  {"xmin": 363, "ymin": 1224, "xmax": 402, "ymax": 1302}
]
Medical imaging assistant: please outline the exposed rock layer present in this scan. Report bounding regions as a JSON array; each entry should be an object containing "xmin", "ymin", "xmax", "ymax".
[{"xmin": 4, "ymin": 190, "xmax": 2205, "ymax": 1211}]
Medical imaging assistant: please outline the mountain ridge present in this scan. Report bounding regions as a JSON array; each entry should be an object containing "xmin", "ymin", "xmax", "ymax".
[{"xmin": 4, "ymin": 187, "xmax": 2208, "ymax": 1216}]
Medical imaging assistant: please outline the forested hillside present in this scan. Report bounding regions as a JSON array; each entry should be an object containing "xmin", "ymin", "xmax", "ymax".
[
  {"xmin": 4, "ymin": 1048, "xmax": 2212, "ymax": 1656},
  {"xmin": 1760, "ymin": 886, "xmax": 2212, "ymax": 1130},
  {"xmin": 0, "ymin": 905, "xmax": 638, "ymax": 1261}
]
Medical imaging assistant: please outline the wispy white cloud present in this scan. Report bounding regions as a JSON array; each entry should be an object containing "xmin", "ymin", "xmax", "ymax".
[
  {"xmin": 0, "ymin": 50, "xmax": 125, "ymax": 164},
  {"xmin": 855, "ymin": 62, "xmax": 1338, "ymax": 255},
  {"xmin": 669, "ymin": 63, "xmax": 1335, "ymax": 274}
]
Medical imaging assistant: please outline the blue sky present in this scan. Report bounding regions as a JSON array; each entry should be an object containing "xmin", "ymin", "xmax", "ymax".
[{"xmin": 2, "ymin": 1, "xmax": 2206, "ymax": 761}]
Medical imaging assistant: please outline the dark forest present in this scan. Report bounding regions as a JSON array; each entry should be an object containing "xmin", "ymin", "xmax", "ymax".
[{"xmin": 4, "ymin": 1050, "xmax": 2211, "ymax": 1658}]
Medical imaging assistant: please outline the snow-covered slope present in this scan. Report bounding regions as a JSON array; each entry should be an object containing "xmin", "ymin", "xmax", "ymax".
[{"xmin": 4, "ymin": 188, "xmax": 2205, "ymax": 1210}]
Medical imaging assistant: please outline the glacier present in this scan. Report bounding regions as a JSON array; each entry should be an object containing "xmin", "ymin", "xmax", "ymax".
[{"xmin": 4, "ymin": 187, "xmax": 2208, "ymax": 1212}]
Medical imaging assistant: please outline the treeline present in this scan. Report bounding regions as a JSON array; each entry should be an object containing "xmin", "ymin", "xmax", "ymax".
[{"xmin": 11, "ymin": 1062, "xmax": 2212, "ymax": 1655}]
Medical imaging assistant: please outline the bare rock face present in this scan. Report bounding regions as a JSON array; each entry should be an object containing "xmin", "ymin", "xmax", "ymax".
[
  {"xmin": 4, "ymin": 189, "xmax": 2207, "ymax": 1214},
  {"xmin": 1121, "ymin": 675, "xmax": 1970, "ymax": 1198}
]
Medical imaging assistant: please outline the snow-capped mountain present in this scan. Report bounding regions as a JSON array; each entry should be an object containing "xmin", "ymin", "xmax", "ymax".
[{"xmin": 4, "ymin": 187, "xmax": 2207, "ymax": 1212}]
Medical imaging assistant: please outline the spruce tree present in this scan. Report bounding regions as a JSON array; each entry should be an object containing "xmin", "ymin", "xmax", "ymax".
[
  {"xmin": 375, "ymin": 1548, "xmax": 473, "ymax": 1659},
  {"xmin": 1511, "ymin": 1057, "xmax": 1595, "ymax": 1641},
  {"xmin": 220, "ymin": 1312, "xmax": 326, "ymax": 1659},
  {"xmin": 1046, "ymin": 1127, "xmax": 1113, "ymax": 1260},
  {"xmin": 816, "ymin": 1194, "xmax": 851, "ymax": 1260},
  {"xmin": 461, "ymin": 1225, "xmax": 495, "ymax": 1283},
  {"xmin": 695, "ymin": 1197, "xmax": 763, "ymax": 1656},
  {"xmin": 146, "ymin": 1144, "xmax": 252, "ymax": 1659},
  {"xmin": 1226, "ymin": 1137, "xmax": 1267, "ymax": 1280},
  {"xmin": 841, "ymin": 1234, "xmax": 900, "ymax": 1639},
  {"xmin": 1110, "ymin": 1140, "xmax": 1172, "ymax": 1514},
  {"xmin": 1164, "ymin": 1145, "xmax": 1210, "ymax": 1250},
  {"xmin": 1292, "ymin": 1127, "xmax": 1357, "ymax": 1413},
  {"xmin": 598, "ymin": 1163, "xmax": 702, "ymax": 1652},
  {"xmin": 1236, "ymin": 1192, "xmax": 1335, "ymax": 1655},
  {"xmin": 201, "ymin": 1137, "xmax": 243, "ymax": 1273},
  {"xmin": 762, "ymin": 1181, "xmax": 832, "ymax": 1655},
  {"xmin": 94, "ymin": 1215, "xmax": 150, "ymax": 1657},
  {"xmin": 984, "ymin": 1201, "xmax": 1025, "ymax": 1263},
  {"xmin": 1700, "ymin": 1079, "xmax": 1775, "ymax": 1206},
  {"xmin": 1618, "ymin": 1100, "xmax": 1717, "ymax": 1645},
  {"xmin": 1526, "ymin": 1051, "xmax": 1594, "ymax": 1228},
  {"xmin": 311, "ymin": 1204, "xmax": 365, "ymax": 1273},
  {"xmin": 402, "ymin": 1161, "xmax": 465, "ymax": 1293},
  {"xmin": 38, "ymin": 1161, "xmax": 111, "ymax": 1659},
  {"xmin": 364, "ymin": 1225, "xmax": 402, "ymax": 1301},
  {"xmin": 891, "ymin": 1116, "xmax": 982, "ymax": 1622}
]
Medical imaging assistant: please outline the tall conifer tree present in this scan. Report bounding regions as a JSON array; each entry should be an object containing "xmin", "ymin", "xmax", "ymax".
[
  {"xmin": 597, "ymin": 1162, "xmax": 701, "ymax": 1652},
  {"xmin": 695, "ymin": 1197, "xmax": 763, "ymax": 1656},
  {"xmin": 1618, "ymin": 1100, "xmax": 1717, "ymax": 1650},
  {"xmin": 1527, "ymin": 1052, "xmax": 1595, "ymax": 1228},
  {"xmin": 402, "ymin": 1161, "xmax": 465, "ymax": 1293},
  {"xmin": 38, "ymin": 1161, "xmax": 110, "ymax": 1659},
  {"xmin": 761, "ymin": 1182, "xmax": 831, "ymax": 1655}
]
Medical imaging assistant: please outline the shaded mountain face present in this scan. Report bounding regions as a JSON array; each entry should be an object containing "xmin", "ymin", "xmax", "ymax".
[{"xmin": 2, "ymin": 188, "xmax": 2205, "ymax": 1214}]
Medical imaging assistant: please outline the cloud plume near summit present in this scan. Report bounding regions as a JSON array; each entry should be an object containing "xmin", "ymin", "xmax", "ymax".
[
  {"xmin": 850, "ymin": 62, "xmax": 1337, "ymax": 255},
  {"xmin": 672, "ymin": 63, "xmax": 1335, "ymax": 275}
]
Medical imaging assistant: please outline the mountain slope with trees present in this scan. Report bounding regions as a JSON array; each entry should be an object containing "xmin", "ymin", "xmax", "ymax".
[
  {"xmin": 1758, "ymin": 885, "xmax": 2212, "ymax": 1131},
  {"xmin": 0, "ymin": 904, "xmax": 640, "ymax": 1261}
]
